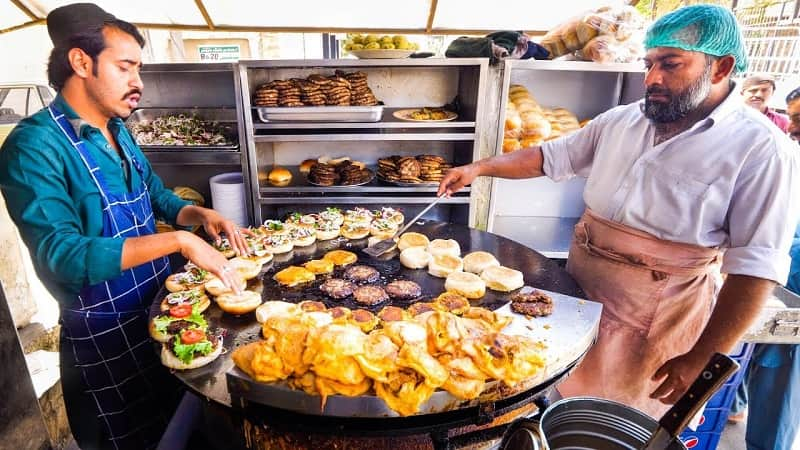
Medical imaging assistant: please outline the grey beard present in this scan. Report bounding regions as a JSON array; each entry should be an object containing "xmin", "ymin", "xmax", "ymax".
[{"xmin": 644, "ymin": 66, "xmax": 712, "ymax": 123}]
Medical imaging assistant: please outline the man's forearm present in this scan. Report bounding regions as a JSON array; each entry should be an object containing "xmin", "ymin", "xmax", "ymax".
[
  {"xmin": 474, "ymin": 147, "xmax": 546, "ymax": 179},
  {"xmin": 120, "ymin": 231, "xmax": 186, "ymax": 271},
  {"xmin": 692, "ymin": 274, "xmax": 774, "ymax": 356}
]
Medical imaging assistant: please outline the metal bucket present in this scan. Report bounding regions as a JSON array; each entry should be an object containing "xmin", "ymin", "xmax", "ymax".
[{"xmin": 501, "ymin": 397, "xmax": 688, "ymax": 450}]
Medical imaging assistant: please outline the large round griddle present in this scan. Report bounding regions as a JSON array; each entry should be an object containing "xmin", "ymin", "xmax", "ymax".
[{"xmin": 151, "ymin": 219, "xmax": 599, "ymax": 419}]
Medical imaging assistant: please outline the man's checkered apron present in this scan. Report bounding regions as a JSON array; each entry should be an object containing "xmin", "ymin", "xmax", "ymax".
[{"xmin": 49, "ymin": 105, "xmax": 179, "ymax": 450}]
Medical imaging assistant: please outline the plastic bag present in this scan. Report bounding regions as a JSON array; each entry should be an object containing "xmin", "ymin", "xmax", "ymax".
[{"xmin": 539, "ymin": 5, "xmax": 645, "ymax": 63}]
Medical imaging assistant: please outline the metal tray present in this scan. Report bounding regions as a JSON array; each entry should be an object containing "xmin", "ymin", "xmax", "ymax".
[
  {"xmin": 256, "ymin": 105, "xmax": 384, "ymax": 123},
  {"xmin": 743, "ymin": 285, "xmax": 800, "ymax": 343},
  {"xmin": 126, "ymin": 107, "xmax": 239, "ymax": 150}
]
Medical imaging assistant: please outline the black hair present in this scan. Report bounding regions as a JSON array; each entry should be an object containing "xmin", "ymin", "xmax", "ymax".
[
  {"xmin": 787, "ymin": 87, "xmax": 800, "ymax": 104},
  {"xmin": 47, "ymin": 19, "xmax": 145, "ymax": 91}
]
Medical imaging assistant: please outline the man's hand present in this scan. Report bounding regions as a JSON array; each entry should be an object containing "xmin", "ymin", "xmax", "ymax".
[
  {"xmin": 177, "ymin": 205, "xmax": 252, "ymax": 256},
  {"xmin": 437, "ymin": 163, "xmax": 480, "ymax": 197},
  {"xmin": 198, "ymin": 208, "xmax": 251, "ymax": 256},
  {"xmin": 649, "ymin": 349, "xmax": 711, "ymax": 404},
  {"xmin": 176, "ymin": 231, "xmax": 242, "ymax": 293}
]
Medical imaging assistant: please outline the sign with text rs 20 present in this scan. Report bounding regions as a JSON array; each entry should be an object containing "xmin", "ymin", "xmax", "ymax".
[{"xmin": 198, "ymin": 45, "xmax": 240, "ymax": 62}]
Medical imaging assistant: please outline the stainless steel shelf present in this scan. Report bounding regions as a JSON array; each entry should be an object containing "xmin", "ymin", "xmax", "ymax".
[
  {"xmin": 144, "ymin": 150, "xmax": 241, "ymax": 165},
  {"xmin": 253, "ymin": 132, "xmax": 475, "ymax": 142},
  {"xmin": 253, "ymin": 107, "xmax": 475, "ymax": 130},
  {"xmin": 258, "ymin": 196, "xmax": 470, "ymax": 205}
]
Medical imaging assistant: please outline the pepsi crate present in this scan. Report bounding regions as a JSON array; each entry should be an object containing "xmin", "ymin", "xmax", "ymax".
[
  {"xmin": 694, "ymin": 407, "xmax": 728, "ymax": 433},
  {"xmin": 679, "ymin": 431, "xmax": 722, "ymax": 450}
]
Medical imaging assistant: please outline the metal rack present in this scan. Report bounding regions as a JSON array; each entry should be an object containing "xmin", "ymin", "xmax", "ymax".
[
  {"xmin": 136, "ymin": 63, "xmax": 252, "ymax": 219},
  {"xmin": 237, "ymin": 58, "xmax": 490, "ymax": 225},
  {"xmin": 486, "ymin": 59, "xmax": 646, "ymax": 258}
]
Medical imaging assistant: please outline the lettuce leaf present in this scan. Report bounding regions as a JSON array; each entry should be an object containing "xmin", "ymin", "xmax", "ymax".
[
  {"xmin": 153, "ymin": 304, "xmax": 207, "ymax": 335},
  {"xmin": 172, "ymin": 339, "xmax": 213, "ymax": 364}
]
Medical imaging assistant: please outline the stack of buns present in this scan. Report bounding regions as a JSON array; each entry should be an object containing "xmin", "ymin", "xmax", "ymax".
[
  {"xmin": 502, "ymin": 84, "xmax": 585, "ymax": 153},
  {"xmin": 539, "ymin": 5, "xmax": 645, "ymax": 64}
]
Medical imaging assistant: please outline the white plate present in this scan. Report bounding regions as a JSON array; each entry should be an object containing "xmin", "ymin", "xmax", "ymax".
[
  {"xmin": 350, "ymin": 49, "xmax": 415, "ymax": 59},
  {"xmin": 392, "ymin": 108, "xmax": 458, "ymax": 122}
]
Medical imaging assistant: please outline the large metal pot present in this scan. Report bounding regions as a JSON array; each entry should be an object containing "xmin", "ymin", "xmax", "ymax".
[{"xmin": 501, "ymin": 397, "xmax": 687, "ymax": 450}]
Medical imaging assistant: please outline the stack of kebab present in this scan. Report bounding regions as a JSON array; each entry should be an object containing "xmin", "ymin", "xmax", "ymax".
[
  {"xmin": 308, "ymin": 159, "xmax": 373, "ymax": 186},
  {"xmin": 378, "ymin": 154, "xmax": 451, "ymax": 184},
  {"xmin": 340, "ymin": 70, "xmax": 379, "ymax": 106},
  {"xmin": 252, "ymin": 71, "xmax": 380, "ymax": 107}
]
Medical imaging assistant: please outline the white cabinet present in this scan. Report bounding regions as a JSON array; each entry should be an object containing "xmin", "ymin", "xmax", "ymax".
[{"xmin": 488, "ymin": 60, "xmax": 645, "ymax": 258}]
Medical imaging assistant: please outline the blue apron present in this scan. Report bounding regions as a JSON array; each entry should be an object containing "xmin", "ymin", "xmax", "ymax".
[{"xmin": 49, "ymin": 105, "xmax": 179, "ymax": 450}]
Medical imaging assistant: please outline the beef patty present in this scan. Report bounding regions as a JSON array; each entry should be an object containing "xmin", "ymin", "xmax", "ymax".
[
  {"xmin": 320, "ymin": 278, "xmax": 356, "ymax": 299},
  {"xmin": 353, "ymin": 285, "xmax": 389, "ymax": 306},
  {"xmin": 344, "ymin": 265, "xmax": 380, "ymax": 283},
  {"xmin": 510, "ymin": 291, "xmax": 554, "ymax": 317},
  {"xmin": 385, "ymin": 280, "xmax": 422, "ymax": 300},
  {"xmin": 166, "ymin": 319, "xmax": 195, "ymax": 335}
]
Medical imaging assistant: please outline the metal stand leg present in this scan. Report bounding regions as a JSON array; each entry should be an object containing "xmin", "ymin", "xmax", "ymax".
[{"xmin": 156, "ymin": 391, "xmax": 203, "ymax": 450}]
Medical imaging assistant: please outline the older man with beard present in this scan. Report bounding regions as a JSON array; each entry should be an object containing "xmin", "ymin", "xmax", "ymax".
[{"xmin": 439, "ymin": 5, "xmax": 800, "ymax": 417}]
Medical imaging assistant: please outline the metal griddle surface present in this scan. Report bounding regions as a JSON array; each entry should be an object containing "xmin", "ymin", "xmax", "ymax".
[{"xmin": 152, "ymin": 220, "xmax": 592, "ymax": 411}]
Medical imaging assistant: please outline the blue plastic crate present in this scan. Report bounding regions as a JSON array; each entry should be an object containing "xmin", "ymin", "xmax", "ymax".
[
  {"xmin": 695, "ymin": 407, "xmax": 728, "ymax": 433},
  {"xmin": 679, "ymin": 431, "xmax": 722, "ymax": 450},
  {"xmin": 707, "ymin": 379, "xmax": 740, "ymax": 409}
]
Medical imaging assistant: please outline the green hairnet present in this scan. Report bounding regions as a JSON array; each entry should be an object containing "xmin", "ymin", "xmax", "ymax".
[{"xmin": 644, "ymin": 5, "xmax": 748, "ymax": 74}]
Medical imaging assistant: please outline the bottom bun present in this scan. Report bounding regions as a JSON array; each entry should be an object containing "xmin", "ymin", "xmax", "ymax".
[
  {"xmin": 400, "ymin": 247, "xmax": 431, "ymax": 269},
  {"xmin": 161, "ymin": 342, "xmax": 223, "ymax": 370},
  {"xmin": 316, "ymin": 228, "xmax": 340, "ymax": 241},
  {"xmin": 216, "ymin": 290, "xmax": 263, "ymax": 315},
  {"xmin": 444, "ymin": 271, "xmax": 486, "ymax": 299},
  {"xmin": 481, "ymin": 266, "xmax": 524, "ymax": 292}
]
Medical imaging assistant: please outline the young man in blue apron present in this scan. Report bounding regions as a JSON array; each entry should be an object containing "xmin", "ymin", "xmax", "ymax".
[{"xmin": 0, "ymin": 4, "xmax": 250, "ymax": 449}]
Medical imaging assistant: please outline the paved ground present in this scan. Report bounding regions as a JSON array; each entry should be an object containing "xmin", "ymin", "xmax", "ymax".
[{"xmin": 720, "ymin": 420, "xmax": 746, "ymax": 449}]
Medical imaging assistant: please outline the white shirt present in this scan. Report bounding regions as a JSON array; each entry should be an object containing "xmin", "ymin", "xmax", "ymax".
[{"xmin": 541, "ymin": 88, "xmax": 800, "ymax": 284}]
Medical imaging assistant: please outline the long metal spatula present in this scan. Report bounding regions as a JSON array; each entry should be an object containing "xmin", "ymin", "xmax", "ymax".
[
  {"xmin": 363, "ymin": 192, "xmax": 448, "ymax": 257},
  {"xmin": 640, "ymin": 352, "xmax": 740, "ymax": 450}
]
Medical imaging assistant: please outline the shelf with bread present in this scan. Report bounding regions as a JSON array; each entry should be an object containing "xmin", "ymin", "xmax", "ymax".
[
  {"xmin": 256, "ymin": 159, "xmax": 471, "ymax": 195},
  {"xmin": 239, "ymin": 59, "xmax": 489, "ymax": 226},
  {"xmin": 486, "ymin": 59, "xmax": 646, "ymax": 258}
]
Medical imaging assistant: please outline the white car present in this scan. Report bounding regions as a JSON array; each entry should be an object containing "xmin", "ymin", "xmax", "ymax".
[{"xmin": 0, "ymin": 83, "xmax": 54, "ymax": 146}]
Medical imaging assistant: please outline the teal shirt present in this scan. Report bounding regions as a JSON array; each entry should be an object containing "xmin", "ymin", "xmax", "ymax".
[{"xmin": 0, "ymin": 95, "xmax": 190, "ymax": 303}]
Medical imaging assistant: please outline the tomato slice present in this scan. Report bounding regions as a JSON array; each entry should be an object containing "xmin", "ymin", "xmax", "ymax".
[
  {"xmin": 169, "ymin": 303, "xmax": 193, "ymax": 318},
  {"xmin": 180, "ymin": 328, "xmax": 205, "ymax": 345}
]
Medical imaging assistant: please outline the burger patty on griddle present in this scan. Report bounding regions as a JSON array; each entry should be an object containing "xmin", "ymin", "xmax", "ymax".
[
  {"xmin": 320, "ymin": 278, "xmax": 356, "ymax": 299},
  {"xmin": 510, "ymin": 291, "xmax": 554, "ymax": 317},
  {"xmin": 344, "ymin": 265, "xmax": 380, "ymax": 283},
  {"xmin": 385, "ymin": 280, "xmax": 422, "ymax": 300},
  {"xmin": 353, "ymin": 285, "xmax": 389, "ymax": 306}
]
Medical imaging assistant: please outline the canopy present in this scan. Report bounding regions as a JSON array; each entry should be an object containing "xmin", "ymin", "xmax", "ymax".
[{"xmin": 1, "ymin": 0, "xmax": 615, "ymax": 36}]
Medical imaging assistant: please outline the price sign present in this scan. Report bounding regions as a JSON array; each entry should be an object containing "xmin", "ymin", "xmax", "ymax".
[{"xmin": 198, "ymin": 45, "xmax": 241, "ymax": 62}]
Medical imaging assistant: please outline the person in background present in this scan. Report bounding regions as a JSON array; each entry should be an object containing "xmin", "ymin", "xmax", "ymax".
[
  {"xmin": 438, "ymin": 5, "xmax": 800, "ymax": 418},
  {"xmin": 0, "ymin": 4, "xmax": 249, "ymax": 449},
  {"xmin": 741, "ymin": 74, "xmax": 790, "ymax": 133},
  {"xmin": 739, "ymin": 87, "xmax": 800, "ymax": 450}
]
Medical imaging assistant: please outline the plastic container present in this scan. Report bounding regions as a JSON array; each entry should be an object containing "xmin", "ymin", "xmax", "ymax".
[{"xmin": 209, "ymin": 172, "xmax": 248, "ymax": 227}]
